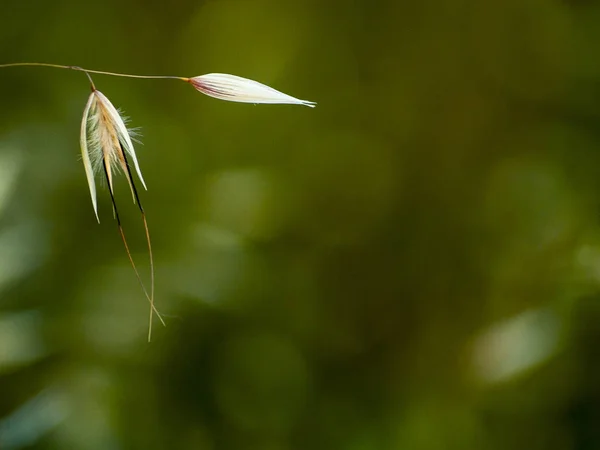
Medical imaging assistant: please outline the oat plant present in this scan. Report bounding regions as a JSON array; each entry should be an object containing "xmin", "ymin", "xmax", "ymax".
[{"xmin": 0, "ymin": 62, "xmax": 316, "ymax": 341}]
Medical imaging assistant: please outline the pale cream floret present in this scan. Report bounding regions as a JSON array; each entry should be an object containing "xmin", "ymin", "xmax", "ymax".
[
  {"xmin": 80, "ymin": 90, "xmax": 147, "ymax": 222},
  {"xmin": 190, "ymin": 73, "xmax": 316, "ymax": 107}
]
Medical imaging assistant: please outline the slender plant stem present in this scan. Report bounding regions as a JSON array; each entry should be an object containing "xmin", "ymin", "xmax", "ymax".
[{"xmin": 0, "ymin": 62, "xmax": 189, "ymax": 81}]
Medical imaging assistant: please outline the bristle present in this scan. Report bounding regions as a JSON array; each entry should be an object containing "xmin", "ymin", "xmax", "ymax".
[
  {"xmin": 128, "ymin": 127, "xmax": 143, "ymax": 145},
  {"xmin": 118, "ymin": 143, "xmax": 163, "ymax": 340},
  {"xmin": 141, "ymin": 211, "xmax": 162, "ymax": 342},
  {"xmin": 119, "ymin": 141, "xmax": 161, "ymax": 340},
  {"xmin": 117, "ymin": 110, "xmax": 143, "ymax": 144},
  {"xmin": 101, "ymin": 158, "xmax": 163, "ymax": 340}
]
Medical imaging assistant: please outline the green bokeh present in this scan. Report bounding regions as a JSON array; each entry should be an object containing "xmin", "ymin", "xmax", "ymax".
[{"xmin": 2, "ymin": 0, "xmax": 600, "ymax": 449}]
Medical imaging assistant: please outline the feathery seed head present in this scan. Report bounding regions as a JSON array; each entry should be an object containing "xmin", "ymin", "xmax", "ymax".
[
  {"xmin": 80, "ymin": 89, "xmax": 146, "ymax": 222},
  {"xmin": 188, "ymin": 73, "xmax": 316, "ymax": 107},
  {"xmin": 79, "ymin": 86, "xmax": 162, "ymax": 341}
]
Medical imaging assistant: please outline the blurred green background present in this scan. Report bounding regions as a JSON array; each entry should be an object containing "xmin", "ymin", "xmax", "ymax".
[{"xmin": 2, "ymin": 0, "xmax": 600, "ymax": 448}]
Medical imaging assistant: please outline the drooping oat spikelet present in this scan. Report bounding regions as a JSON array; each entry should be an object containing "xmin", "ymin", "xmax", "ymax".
[
  {"xmin": 81, "ymin": 90, "xmax": 147, "ymax": 216},
  {"xmin": 80, "ymin": 88, "xmax": 164, "ymax": 341},
  {"xmin": 188, "ymin": 73, "xmax": 316, "ymax": 107}
]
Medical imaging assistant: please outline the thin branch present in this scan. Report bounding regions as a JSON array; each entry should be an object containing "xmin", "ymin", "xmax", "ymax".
[{"xmin": 0, "ymin": 62, "xmax": 188, "ymax": 81}]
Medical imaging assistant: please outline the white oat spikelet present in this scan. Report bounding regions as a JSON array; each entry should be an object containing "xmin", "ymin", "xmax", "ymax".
[
  {"xmin": 80, "ymin": 89, "xmax": 146, "ymax": 221},
  {"xmin": 188, "ymin": 73, "xmax": 316, "ymax": 107},
  {"xmin": 80, "ymin": 86, "xmax": 164, "ymax": 342}
]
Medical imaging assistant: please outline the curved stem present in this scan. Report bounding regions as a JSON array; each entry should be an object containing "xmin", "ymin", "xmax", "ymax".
[
  {"xmin": 83, "ymin": 70, "xmax": 96, "ymax": 91},
  {"xmin": 0, "ymin": 62, "xmax": 189, "ymax": 81}
]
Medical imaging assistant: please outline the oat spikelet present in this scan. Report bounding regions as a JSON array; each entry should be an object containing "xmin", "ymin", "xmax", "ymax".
[
  {"xmin": 188, "ymin": 73, "xmax": 316, "ymax": 107},
  {"xmin": 80, "ymin": 88, "xmax": 164, "ymax": 341}
]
